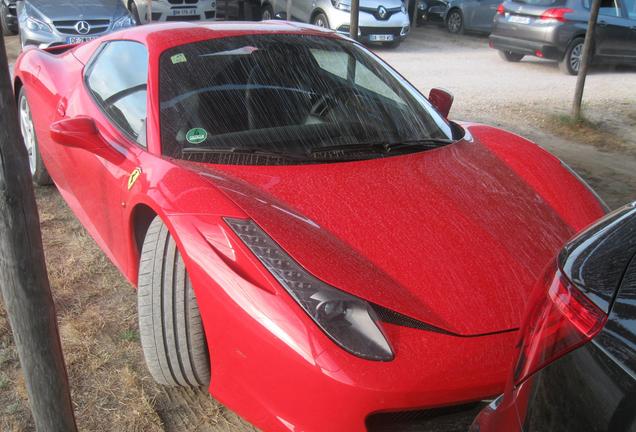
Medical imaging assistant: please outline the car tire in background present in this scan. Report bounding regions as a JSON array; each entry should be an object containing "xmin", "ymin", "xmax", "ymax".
[
  {"xmin": 1, "ymin": 2, "xmax": 17, "ymax": 36},
  {"xmin": 18, "ymin": 88, "xmax": 51, "ymax": 186},
  {"xmin": 498, "ymin": 50, "xmax": 525, "ymax": 62},
  {"xmin": 559, "ymin": 37, "xmax": 584, "ymax": 75},
  {"xmin": 138, "ymin": 217, "xmax": 211, "ymax": 388},
  {"xmin": 129, "ymin": 1, "xmax": 142, "ymax": 24},
  {"xmin": 312, "ymin": 12, "xmax": 330, "ymax": 28},
  {"xmin": 446, "ymin": 9, "xmax": 463, "ymax": 34},
  {"xmin": 260, "ymin": 3, "xmax": 274, "ymax": 20}
]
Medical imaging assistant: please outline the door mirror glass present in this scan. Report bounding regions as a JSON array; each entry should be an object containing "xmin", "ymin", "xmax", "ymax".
[{"xmin": 428, "ymin": 88, "xmax": 454, "ymax": 118}]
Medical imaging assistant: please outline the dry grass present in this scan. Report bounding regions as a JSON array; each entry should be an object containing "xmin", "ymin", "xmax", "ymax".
[{"xmin": 0, "ymin": 187, "xmax": 256, "ymax": 432}]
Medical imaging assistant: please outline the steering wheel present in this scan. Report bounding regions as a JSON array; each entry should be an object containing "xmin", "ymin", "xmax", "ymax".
[{"xmin": 309, "ymin": 85, "xmax": 369, "ymax": 120}]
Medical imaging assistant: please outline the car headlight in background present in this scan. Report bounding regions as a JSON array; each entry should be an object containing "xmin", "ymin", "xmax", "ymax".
[
  {"xmin": 226, "ymin": 218, "xmax": 394, "ymax": 361},
  {"xmin": 417, "ymin": 0, "xmax": 427, "ymax": 10},
  {"xmin": 26, "ymin": 17, "xmax": 52, "ymax": 33},
  {"xmin": 112, "ymin": 15, "xmax": 135, "ymax": 30},
  {"xmin": 331, "ymin": 0, "xmax": 352, "ymax": 12}
]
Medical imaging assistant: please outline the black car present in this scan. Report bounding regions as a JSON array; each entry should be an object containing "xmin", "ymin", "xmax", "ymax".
[
  {"xmin": 471, "ymin": 202, "xmax": 636, "ymax": 432},
  {"xmin": 490, "ymin": 0, "xmax": 636, "ymax": 74},
  {"xmin": 1, "ymin": 0, "xmax": 18, "ymax": 35}
]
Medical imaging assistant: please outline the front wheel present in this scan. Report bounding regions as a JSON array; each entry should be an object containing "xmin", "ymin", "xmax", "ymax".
[
  {"xmin": 559, "ymin": 38, "xmax": 584, "ymax": 75},
  {"xmin": 260, "ymin": 4, "xmax": 273, "ymax": 20},
  {"xmin": 138, "ymin": 217, "xmax": 211, "ymax": 387},
  {"xmin": 498, "ymin": 50, "xmax": 525, "ymax": 62},
  {"xmin": 312, "ymin": 12, "xmax": 330, "ymax": 28},
  {"xmin": 18, "ymin": 88, "xmax": 51, "ymax": 186},
  {"xmin": 446, "ymin": 9, "xmax": 463, "ymax": 34}
]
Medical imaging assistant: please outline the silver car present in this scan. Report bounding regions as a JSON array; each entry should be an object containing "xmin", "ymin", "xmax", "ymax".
[
  {"xmin": 443, "ymin": 0, "xmax": 500, "ymax": 34},
  {"xmin": 18, "ymin": 0, "xmax": 135, "ymax": 48},
  {"xmin": 127, "ymin": 0, "xmax": 217, "ymax": 23},
  {"xmin": 268, "ymin": 0, "xmax": 411, "ymax": 47}
]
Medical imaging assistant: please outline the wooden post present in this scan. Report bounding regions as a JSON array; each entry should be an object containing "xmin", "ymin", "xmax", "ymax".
[
  {"xmin": 146, "ymin": 0, "xmax": 152, "ymax": 22},
  {"xmin": 0, "ymin": 34, "xmax": 77, "ymax": 432},
  {"xmin": 350, "ymin": 0, "xmax": 359, "ymax": 40},
  {"xmin": 572, "ymin": 0, "xmax": 601, "ymax": 119}
]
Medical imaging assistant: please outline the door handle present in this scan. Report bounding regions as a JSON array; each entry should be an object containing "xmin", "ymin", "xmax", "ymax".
[{"xmin": 598, "ymin": 20, "xmax": 608, "ymax": 27}]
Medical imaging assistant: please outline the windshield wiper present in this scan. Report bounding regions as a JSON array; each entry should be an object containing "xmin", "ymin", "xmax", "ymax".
[
  {"xmin": 182, "ymin": 147, "xmax": 306, "ymax": 161},
  {"xmin": 309, "ymin": 138, "xmax": 454, "ymax": 156}
]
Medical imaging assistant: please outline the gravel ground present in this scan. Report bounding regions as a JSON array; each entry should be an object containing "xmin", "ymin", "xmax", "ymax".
[{"xmin": 1, "ymin": 23, "xmax": 635, "ymax": 432}]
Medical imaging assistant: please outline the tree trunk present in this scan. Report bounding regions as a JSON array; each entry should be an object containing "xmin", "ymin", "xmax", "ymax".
[{"xmin": 572, "ymin": 0, "xmax": 601, "ymax": 119}]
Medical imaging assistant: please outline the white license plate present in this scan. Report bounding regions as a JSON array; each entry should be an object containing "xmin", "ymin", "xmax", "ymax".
[
  {"xmin": 508, "ymin": 15, "xmax": 531, "ymax": 24},
  {"xmin": 66, "ymin": 36, "xmax": 96, "ymax": 44},
  {"xmin": 369, "ymin": 34, "xmax": 394, "ymax": 42},
  {"xmin": 172, "ymin": 8, "xmax": 197, "ymax": 16}
]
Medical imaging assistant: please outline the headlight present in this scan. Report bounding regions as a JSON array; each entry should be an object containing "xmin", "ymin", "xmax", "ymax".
[
  {"xmin": 331, "ymin": 0, "xmax": 351, "ymax": 12},
  {"xmin": 112, "ymin": 15, "xmax": 135, "ymax": 30},
  {"xmin": 26, "ymin": 17, "xmax": 52, "ymax": 33},
  {"xmin": 226, "ymin": 218, "xmax": 394, "ymax": 361}
]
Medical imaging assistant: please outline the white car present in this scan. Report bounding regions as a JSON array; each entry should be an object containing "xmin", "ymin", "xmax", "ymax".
[
  {"xmin": 267, "ymin": 0, "xmax": 410, "ymax": 47},
  {"xmin": 127, "ymin": 0, "xmax": 216, "ymax": 23}
]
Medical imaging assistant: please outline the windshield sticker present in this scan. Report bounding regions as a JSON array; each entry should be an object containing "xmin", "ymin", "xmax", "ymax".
[
  {"xmin": 171, "ymin": 53, "xmax": 187, "ymax": 64},
  {"xmin": 186, "ymin": 128, "xmax": 208, "ymax": 144}
]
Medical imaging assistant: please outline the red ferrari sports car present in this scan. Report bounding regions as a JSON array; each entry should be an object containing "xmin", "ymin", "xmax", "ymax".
[{"xmin": 14, "ymin": 21, "xmax": 606, "ymax": 432}]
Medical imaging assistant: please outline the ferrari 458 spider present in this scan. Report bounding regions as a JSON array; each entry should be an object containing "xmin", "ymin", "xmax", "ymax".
[{"xmin": 14, "ymin": 21, "xmax": 607, "ymax": 432}]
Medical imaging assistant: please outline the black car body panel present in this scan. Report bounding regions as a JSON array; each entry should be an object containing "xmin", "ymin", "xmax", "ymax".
[{"xmin": 471, "ymin": 202, "xmax": 636, "ymax": 432}]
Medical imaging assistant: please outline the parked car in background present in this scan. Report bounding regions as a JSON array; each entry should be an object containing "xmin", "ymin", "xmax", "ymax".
[
  {"xmin": 443, "ymin": 0, "xmax": 500, "ymax": 33},
  {"xmin": 17, "ymin": 0, "xmax": 135, "ymax": 47},
  {"xmin": 127, "ymin": 0, "xmax": 217, "ymax": 24},
  {"xmin": 1, "ymin": 0, "xmax": 18, "ymax": 35},
  {"xmin": 269, "ymin": 0, "xmax": 411, "ymax": 47},
  {"xmin": 471, "ymin": 202, "xmax": 636, "ymax": 432},
  {"xmin": 414, "ymin": 0, "xmax": 448, "ymax": 25},
  {"xmin": 215, "ymin": 0, "xmax": 261, "ymax": 21},
  {"xmin": 14, "ymin": 21, "xmax": 608, "ymax": 432},
  {"xmin": 490, "ymin": 0, "xmax": 636, "ymax": 74}
]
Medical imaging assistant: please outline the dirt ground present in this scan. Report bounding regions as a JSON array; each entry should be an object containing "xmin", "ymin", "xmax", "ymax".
[{"xmin": 1, "ymin": 23, "xmax": 635, "ymax": 432}]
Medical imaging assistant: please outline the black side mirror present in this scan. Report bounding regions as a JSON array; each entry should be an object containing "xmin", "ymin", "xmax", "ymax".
[{"xmin": 428, "ymin": 88, "xmax": 454, "ymax": 118}]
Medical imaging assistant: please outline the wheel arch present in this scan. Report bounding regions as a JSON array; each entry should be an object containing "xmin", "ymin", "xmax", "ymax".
[
  {"xmin": 310, "ymin": 8, "xmax": 328, "ymax": 24},
  {"xmin": 445, "ymin": 6, "xmax": 462, "ymax": 22}
]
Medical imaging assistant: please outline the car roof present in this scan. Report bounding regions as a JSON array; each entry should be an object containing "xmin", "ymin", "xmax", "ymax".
[{"xmin": 108, "ymin": 21, "xmax": 348, "ymax": 54}]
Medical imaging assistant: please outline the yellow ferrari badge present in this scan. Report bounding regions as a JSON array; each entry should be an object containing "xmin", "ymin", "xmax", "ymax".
[{"xmin": 128, "ymin": 167, "xmax": 142, "ymax": 191}]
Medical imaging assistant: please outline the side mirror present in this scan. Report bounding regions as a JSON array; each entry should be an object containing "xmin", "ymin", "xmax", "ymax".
[
  {"xmin": 50, "ymin": 116, "xmax": 105, "ymax": 150},
  {"xmin": 428, "ymin": 88, "xmax": 454, "ymax": 118}
]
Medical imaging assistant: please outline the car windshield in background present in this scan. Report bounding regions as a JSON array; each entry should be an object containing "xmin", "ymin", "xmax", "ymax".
[{"xmin": 159, "ymin": 34, "xmax": 453, "ymax": 165}]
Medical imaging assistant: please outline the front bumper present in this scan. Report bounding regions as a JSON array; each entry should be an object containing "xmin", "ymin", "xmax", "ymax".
[
  {"xmin": 174, "ymin": 215, "xmax": 519, "ymax": 432},
  {"xmin": 331, "ymin": 8, "xmax": 410, "ymax": 43},
  {"xmin": 143, "ymin": 0, "xmax": 216, "ymax": 22}
]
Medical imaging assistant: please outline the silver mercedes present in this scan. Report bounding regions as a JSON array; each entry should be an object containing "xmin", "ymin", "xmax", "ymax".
[{"xmin": 17, "ymin": 0, "xmax": 135, "ymax": 48}]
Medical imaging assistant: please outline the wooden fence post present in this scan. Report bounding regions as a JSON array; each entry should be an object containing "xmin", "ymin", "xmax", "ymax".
[{"xmin": 0, "ymin": 34, "xmax": 77, "ymax": 432}]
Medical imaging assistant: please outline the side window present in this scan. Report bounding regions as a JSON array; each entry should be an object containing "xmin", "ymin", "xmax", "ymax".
[
  {"xmin": 624, "ymin": 0, "xmax": 636, "ymax": 19},
  {"xmin": 86, "ymin": 41, "xmax": 149, "ymax": 147},
  {"xmin": 600, "ymin": 0, "xmax": 622, "ymax": 16},
  {"xmin": 353, "ymin": 62, "xmax": 404, "ymax": 105}
]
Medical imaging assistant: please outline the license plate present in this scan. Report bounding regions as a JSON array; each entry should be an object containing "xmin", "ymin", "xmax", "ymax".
[
  {"xmin": 369, "ymin": 34, "xmax": 394, "ymax": 42},
  {"xmin": 172, "ymin": 8, "xmax": 197, "ymax": 16},
  {"xmin": 66, "ymin": 36, "xmax": 96, "ymax": 44},
  {"xmin": 508, "ymin": 15, "xmax": 531, "ymax": 24}
]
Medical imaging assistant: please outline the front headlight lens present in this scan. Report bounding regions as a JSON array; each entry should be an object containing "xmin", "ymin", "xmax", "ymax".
[
  {"xmin": 331, "ymin": 0, "xmax": 351, "ymax": 12},
  {"xmin": 112, "ymin": 14, "xmax": 135, "ymax": 30},
  {"xmin": 226, "ymin": 218, "xmax": 394, "ymax": 361},
  {"xmin": 26, "ymin": 17, "xmax": 52, "ymax": 33}
]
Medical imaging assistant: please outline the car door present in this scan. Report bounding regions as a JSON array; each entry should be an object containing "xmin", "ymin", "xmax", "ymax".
[
  {"xmin": 621, "ymin": 0, "xmax": 636, "ymax": 57},
  {"xmin": 57, "ymin": 40, "xmax": 148, "ymax": 275},
  {"xmin": 594, "ymin": 0, "xmax": 635, "ymax": 58}
]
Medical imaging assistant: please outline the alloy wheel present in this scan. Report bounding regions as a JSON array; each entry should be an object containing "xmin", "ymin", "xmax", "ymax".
[
  {"xmin": 19, "ymin": 95, "xmax": 36, "ymax": 175},
  {"xmin": 447, "ymin": 11, "xmax": 462, "ymax": 33},
  {"xmin": 570, "ymin": 43, "xmax": 583, "ymax": 74}
]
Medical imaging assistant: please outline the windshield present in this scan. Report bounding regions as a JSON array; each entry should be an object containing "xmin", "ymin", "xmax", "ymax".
[{"xmin": 159, "ymin": 34, "xmax": 454, "ymax": 165}]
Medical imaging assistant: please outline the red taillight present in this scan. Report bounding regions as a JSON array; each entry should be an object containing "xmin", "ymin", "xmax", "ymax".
[
  {"xmin": 496, "ymin": 3, "xmax": 505, "ymax": 15},
  {"xmin": 539, "ymin": 7, "xmax": 574, "ymax": 22},
  {"xmin": 513, "ymin": 264, "xmax": 606, "ymax": 386}
]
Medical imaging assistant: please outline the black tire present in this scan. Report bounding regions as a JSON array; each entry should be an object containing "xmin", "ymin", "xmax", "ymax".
[
  {"xmin": 130, "ymin": 1, "xmax": 142, "ymax": 24},
  {"xmin": 559, "ymin": 37, "xmax": 584, "ymax": 75},
  {"xmin": 138, "ymin": 217, "xmax": 210, "ymax": 387},
  {"xmin": 498, "ymin": 50, "xmax": 525, "ymax": 62},
  {"xmin": 311, "ymin": 12, "xmax": 329, "ymax": 28},
  {"xmin": 260, "ymin": 3, "xmax": 273, "ymax": 20},
  {"xmin": 1, "ymin": 3, "xmax": 18, "ymax": 36},
  {"xmin": 446, "ymin": 9, "xmax": 463, "ymax": 34},
  {"xmin": 18, "ymin": 88, "xmax": 51, "ymax": 186}
]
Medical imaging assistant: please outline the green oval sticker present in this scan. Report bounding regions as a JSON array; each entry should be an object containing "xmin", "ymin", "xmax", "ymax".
[{"xmin": 186, "ymin": 128, "xmax": 208, "ymax": 145}]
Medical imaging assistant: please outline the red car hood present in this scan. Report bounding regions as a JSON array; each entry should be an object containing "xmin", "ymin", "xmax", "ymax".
[{"xmin": 184, "ymin": 129, "xmax": 602, "ymax": 335}]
